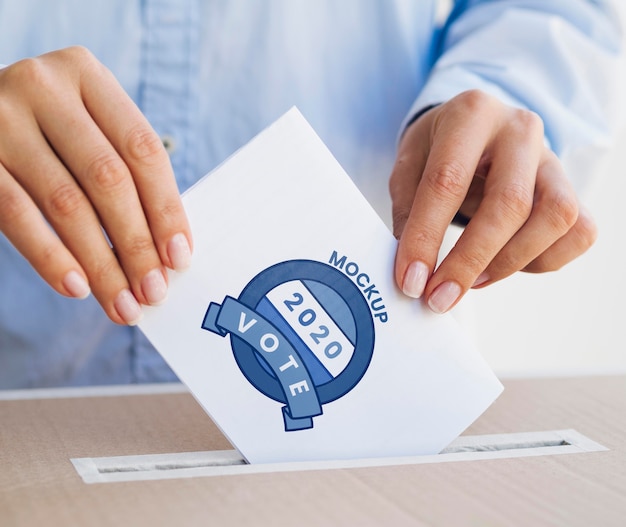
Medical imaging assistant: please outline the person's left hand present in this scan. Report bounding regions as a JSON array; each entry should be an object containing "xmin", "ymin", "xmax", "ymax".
[{"xmin": 390, "ymin": 90, "xmax": 597, "ymax": 313}]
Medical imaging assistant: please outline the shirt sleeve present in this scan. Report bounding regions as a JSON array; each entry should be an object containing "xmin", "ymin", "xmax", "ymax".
[{"xmin": 406, "ymin": 0, "xmax": 625, "ymax": 190}]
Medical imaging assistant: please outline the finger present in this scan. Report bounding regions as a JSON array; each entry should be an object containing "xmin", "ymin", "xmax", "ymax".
[
  {"xmin": 35, "ymin": 97, "xmax": 167, "ymax": 308},
  {"xmin": 394, "ymin": 92, "xmax": 496, "ymax": 298},
  {"xmin": 0, "ymin": 164, "xmax": 91, "ymax": 299},
  {"xmin": 0, "ymin": 105, "xmax": 141, "ymax": 325},
  {"xmin": 389, "ymin": 107, "xmax": 436, "ymax": 241},
  {"xmin": 74, "ymin": 47, "xmax": 192, "ymax": 270},
  {"xmin": 24, "ymin": 49, "xmax": 175, "ymax": 308},
  {"xmin": 472, "ymin": 150, "xmax": 580, "ymax": 286},
  {"xmin": 524, "ymin": 204, "xmax": 596, "ymax": 274},
  {"xmin": 0, "ymin": 54, "xmax": 148, "ymax": 324},
  {"xmin": 389, "ymin": 132, "xmax": 428, "ymax": 241},
  {"xmin": 424, "ymin": 108, "xmax": 544, "ymax": 313}
]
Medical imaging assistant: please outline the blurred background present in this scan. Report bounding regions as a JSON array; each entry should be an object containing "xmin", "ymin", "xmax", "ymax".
[
  {"xmin": 464, "ymin": 118, "xmax": 626, "ymax": 378},
  {"xmin": 454, "ymin": 1, "xmax": 626, "ymax": 378}
]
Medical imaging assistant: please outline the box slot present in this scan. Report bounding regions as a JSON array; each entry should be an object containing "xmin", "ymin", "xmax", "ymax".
[{"xmin": 71, "ymin": 429, "xmax": 606, "ymax": 484}]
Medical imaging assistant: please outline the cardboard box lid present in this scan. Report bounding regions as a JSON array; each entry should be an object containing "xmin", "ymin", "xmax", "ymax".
[{"xmin": 1, "ymin": 376, "xmax": 625, "ymax": 526}]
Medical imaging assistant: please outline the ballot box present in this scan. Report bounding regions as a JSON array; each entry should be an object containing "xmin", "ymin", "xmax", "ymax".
[{"xmin": 1, "ymin": 375, "xmax": 625, "ymax": 526}]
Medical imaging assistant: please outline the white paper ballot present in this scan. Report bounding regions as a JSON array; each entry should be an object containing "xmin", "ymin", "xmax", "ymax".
[{"xmin": 139, "ymin": 108, "xmax": 503, "ymax": 464}]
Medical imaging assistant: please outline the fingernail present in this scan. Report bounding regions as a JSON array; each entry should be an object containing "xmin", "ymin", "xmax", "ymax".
[
  {"xmin": 167, "ymin": 233, "xmax": 192, "ymax": 272},
  {"xmin": 428, "ymin": 281, "xmax": 462, "ymax": 314},
  {"xmin": 114, "ymin": 289, "xmax": 143, "ymax": 326},
  {"xmin": 63, "ymin": 270, "xmax": 91, "ymax": 299},
  {"xmin": 472, "ymin": 272, "xmax": 490, "ymax": 288},
  {"xmin": 402, "ymin": 261, "xmax": 429, "ymax": 298},
  {"xmin": 141, "ymin": 268, "xmax": 168, "ymax": 306}
]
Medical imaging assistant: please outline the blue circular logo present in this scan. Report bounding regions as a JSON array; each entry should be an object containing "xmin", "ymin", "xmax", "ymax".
[{"xmin": 202, "ymin": 259, "xmax": 375, "ymax": 431}]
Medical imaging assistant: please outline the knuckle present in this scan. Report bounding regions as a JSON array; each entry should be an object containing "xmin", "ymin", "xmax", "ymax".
[
  {"xmin": 36, "ymin": 240, "xmax": 65, "ymax": 269},
  {"xmin": 57, "ymin": 45, "xmax": 99, "ymax": 77},
  {"xmin": 1, "ymin": 47, "xmax": 102, "ymax": 100},
  {"xmin": 496, "ymin": 182, "xmax": 533, "ymax": 223},
  {"xmin": 3, "ymin": 57, "xmax": 51, "ymax": 92},
  {"xmin": 152, "ymin": 201, "xmax": 181, "ymax": 226},
  {"xmin": 60, "ymin": 45, "xmax": 95, "ymax": 63},
  {"xmin": 544, "ymin": 190, "xmax": 579, "ymax": 233},
  {"xmin": 402, "ymin": 225, "xmax": 440, "ymax": 251},
  {"xmin": 120, "ymin": 234, "xmax": 155, "ymax": 259},
  {"xmin": 426, "ymin": 160, "xmax": 469, "ymax": 198},
  {"xmin": 47, "ymin": 183, "xmax": 84, "ymax": 218},
  {"xmin": 524, "ymin": 208, "xmax": 597, "ymax": 275},
  {"xmin": 1, "ymin": 47, "xmax": 98, "ymax": 95},
  {"xmin": 86, "ymin": 152, "xmax": 128, "ymax": 192},
  {"xmin": 512, "ymin": 108, "xmax": 544, "ymax": 136},
  {"xmin": 490, "ymin": 248, "xmax": 522, "ymax": 277},
  {"xmin": 454, "ymin": 89, "xmax": 495, "ymax": 113},
  {"xmin": 0, "ymin": 187, "xmax": 29, "ymax": 223},
  {"xmin": 125, "ymin": 125, "xmax": 165, "ymax": 164},
  {"xmin": 454, "ymin": 250, "xmax": 489, "ymax": 276},
  {"xmin": 503, "ymin": 108, "xmax": 545, "ymax": 146},
  {"xmin": 89, "ymin": 255, "xmax": 120, "ymax": 284}
]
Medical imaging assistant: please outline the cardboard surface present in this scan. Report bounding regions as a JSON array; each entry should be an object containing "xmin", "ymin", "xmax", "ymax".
[{"xmin": 1, "ymin": 376, "xmax": 625, "ymax": 526}]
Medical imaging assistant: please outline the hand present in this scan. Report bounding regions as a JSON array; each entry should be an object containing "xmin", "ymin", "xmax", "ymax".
[
  {"xmin": 0, "ymin": 46, "xmax": 192, "ymax": 325},
  {"xmin": 390, "ymin": 90, "xmax": 597, "ymax": 313}
]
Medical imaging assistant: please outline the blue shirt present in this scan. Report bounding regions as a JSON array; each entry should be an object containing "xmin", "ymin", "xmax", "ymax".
[{"xmin": 0, "ymin": 0, "xmax": 621, "ymax": 388}]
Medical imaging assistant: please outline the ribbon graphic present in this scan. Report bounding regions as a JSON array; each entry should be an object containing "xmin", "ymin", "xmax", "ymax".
[{"xmin": 202, "ymin": 296, "xmax": 322, "ymax": 431}]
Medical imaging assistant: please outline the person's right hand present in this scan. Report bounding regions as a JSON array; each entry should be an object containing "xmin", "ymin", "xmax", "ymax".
[
  {"xmin": 390, "ymin": 91, "xmax": 596, "ymax": 314},
  {"xmin": 0, "ymin": 46, "xmax": 192, "ymax": 325}
]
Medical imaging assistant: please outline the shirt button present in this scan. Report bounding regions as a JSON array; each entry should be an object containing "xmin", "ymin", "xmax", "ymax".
[{"xmin": 161, "ymin": 135, "xmax": 177, "ymax": 155}]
